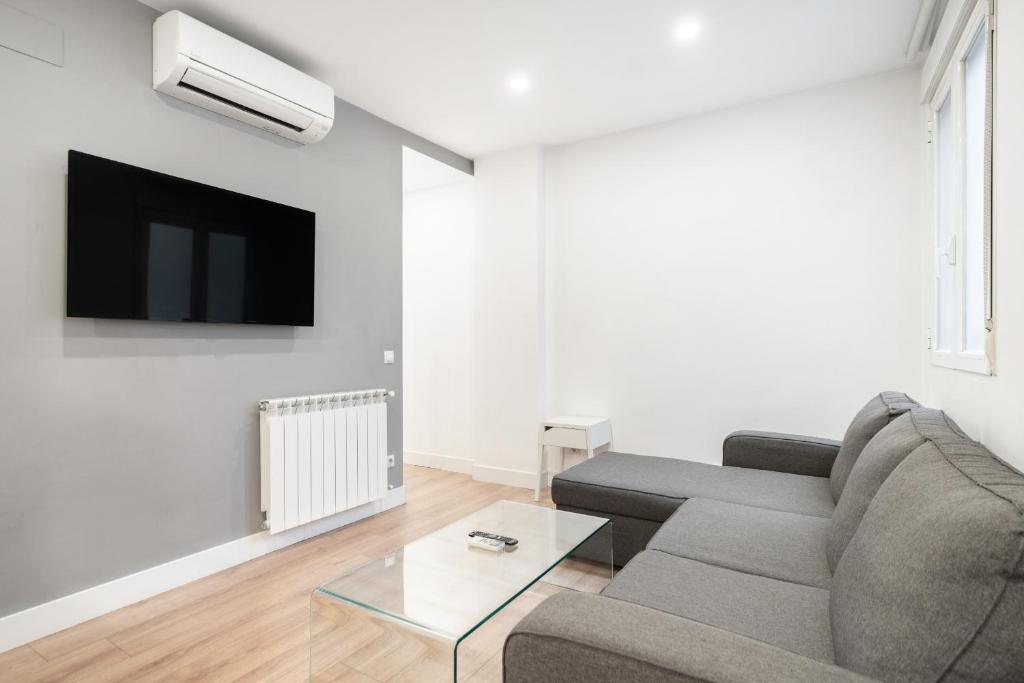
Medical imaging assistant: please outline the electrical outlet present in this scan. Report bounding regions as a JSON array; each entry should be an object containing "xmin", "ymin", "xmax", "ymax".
[
  {"xmin": 383, "ymin": 349, "xmax": 395, "ymax": 364},
  {"xmin": 387, "ymin": 453, "xmax": 396, "ymax": 468}
]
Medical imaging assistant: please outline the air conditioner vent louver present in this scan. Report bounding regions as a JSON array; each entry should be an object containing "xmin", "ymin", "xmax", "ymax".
[{"xmin": 177, "ymin": 66, "xmax": 311, "ymax": 133}]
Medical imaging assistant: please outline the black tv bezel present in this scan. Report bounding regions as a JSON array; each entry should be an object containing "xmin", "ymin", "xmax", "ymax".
[{"xmin": 65, "ymin": 150, "xmax": 316, "ymax": 327}]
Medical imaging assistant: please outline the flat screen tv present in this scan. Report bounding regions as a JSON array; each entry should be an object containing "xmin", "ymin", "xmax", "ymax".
[{"xmin": 66, "ymin": 150, "xmax": 315, "ymax": 326}]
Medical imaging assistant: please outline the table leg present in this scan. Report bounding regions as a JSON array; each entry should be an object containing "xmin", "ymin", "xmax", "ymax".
[
  {"xmin": 311, "ymin": 588, "xmax": 455, "ymax": 681},
  {"xmin": 534, "ymin": 441, "xmax": 545, "ymax": 501}
]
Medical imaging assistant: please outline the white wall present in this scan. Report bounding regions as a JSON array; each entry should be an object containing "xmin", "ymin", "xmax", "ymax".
[
  {"xmin": 545, "ymin": 68, "xmax": 924, "ymax": 464},
  {"xmin": 923, "ymin": 1, "xmax": 1024, "ymax": 470},
  {"xmin": 403, "ymin": 146, "xmax": 547, "ymax": 488},
  {"xmin": 472, "ymin": 147, "xmax": 548, "ymax": 486},
  {"xmin": 403, "ymin": 178, "xmax": 476, "ymax": 472},
  {"xmin": 405, "ymin": 70, "xmax": 928, "ymax": 483}
]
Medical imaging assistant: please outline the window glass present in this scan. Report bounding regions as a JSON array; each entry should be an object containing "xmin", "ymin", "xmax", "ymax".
[
  {"xmin": 962, "ymin": 26, "xmax": 987, "ymax": 353},
  {"xmin": 935, "ymin": 92, "xmax": 955, "ymax": 353}
]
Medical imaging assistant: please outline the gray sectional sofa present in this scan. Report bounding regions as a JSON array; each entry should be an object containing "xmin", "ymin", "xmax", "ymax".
[{"xmin": 503, "ymin": 393, "xmax": 1024, "ymax": 682}]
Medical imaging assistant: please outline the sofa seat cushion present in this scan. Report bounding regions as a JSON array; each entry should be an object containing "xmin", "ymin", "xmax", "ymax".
[
  {"xmin": 650, "ymin": 499, "xmax": 832, "ymax": 589},
  {"xmin": 602, "ymin": 550, "xmax": 834, "ymax": 662},
  {"xmin": 553, "ymin": 453, "xmax": 835, "ymax": 523}
]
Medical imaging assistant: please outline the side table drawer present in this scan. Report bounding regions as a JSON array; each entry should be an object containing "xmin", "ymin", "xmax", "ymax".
[{"xmin": 542, "ymin": 427, "xmax": 588, "ymax": 449}]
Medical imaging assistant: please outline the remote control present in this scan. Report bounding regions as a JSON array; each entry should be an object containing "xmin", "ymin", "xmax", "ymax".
[
  {"xmin": 469, "ymin": 531, "xmax": 519, "ymax": 547},
  {"xmin": 467, "ymin": 535, "xmax": 505, "ymax": 552}
]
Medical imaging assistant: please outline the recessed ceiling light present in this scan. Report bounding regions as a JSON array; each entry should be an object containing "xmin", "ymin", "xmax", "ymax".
[
  {"xmin": 507, "ymin": 73, "xmax": 531, "ymax": 95},
  {"xmin": 674, "ymin": 20, "xmax": 701, "ymax": 43}
]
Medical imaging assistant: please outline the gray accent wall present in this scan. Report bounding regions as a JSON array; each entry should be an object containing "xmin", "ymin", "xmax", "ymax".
[{"xmin": 0, "ymin": 0, "xmax": 471, "ymax": 617}]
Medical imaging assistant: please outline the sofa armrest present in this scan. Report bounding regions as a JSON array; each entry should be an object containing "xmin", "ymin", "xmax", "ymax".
[
  {"xmin": 504, "ymin": 593, "xmax": 874, "ymax": 683},
  {"xmin": 722, "ymin": 431, "xmax": 841, "ymax": 477}
]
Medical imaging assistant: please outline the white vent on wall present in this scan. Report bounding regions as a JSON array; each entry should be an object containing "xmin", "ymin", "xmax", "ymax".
[{"xmin": 153, "ymin": 11, "xmax": 334, "ymax": 145}]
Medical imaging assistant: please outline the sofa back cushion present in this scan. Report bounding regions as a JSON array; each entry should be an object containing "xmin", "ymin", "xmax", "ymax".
[
  {"xmin": 826, "ymin": 409, "xmax": 959, "ymax": 571},
  {"xmin": 829, "ymin": 392, "xmax": 918, "ymax": 503},
  {"xmin": 831, "ymin": 433, "xmax": 1024, "ymax": 682}
]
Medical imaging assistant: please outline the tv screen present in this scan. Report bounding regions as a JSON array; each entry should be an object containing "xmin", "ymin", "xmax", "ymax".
[{"xmin": 66, "ymin": 150, "xmax": 315, "ymax": 326}]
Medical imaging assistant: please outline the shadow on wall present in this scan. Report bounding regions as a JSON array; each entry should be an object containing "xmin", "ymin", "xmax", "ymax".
[{"xmin": 61, "ymin": 317, "xmax": 298, "ymax": 358}]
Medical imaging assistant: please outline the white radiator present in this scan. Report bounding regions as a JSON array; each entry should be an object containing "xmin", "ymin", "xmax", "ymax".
[{"xmin": 259, "ymin": 389, "xmax": 391, "ymax": 534}]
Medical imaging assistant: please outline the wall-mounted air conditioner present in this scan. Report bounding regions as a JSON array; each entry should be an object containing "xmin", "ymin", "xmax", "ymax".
[{"xmin": 153, "ymin": 11, "xmax": 334, "ymax": 145}]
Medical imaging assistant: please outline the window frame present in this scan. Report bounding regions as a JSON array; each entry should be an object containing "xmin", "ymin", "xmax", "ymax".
[{"xmin": 926, "ymin": 0, "xmax": 994, "ymax": 376}]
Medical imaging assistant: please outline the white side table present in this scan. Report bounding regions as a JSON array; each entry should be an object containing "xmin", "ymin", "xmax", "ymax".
[{"xmin": 535, "ymin": 416, "xmax": 613, "ymax": 501}]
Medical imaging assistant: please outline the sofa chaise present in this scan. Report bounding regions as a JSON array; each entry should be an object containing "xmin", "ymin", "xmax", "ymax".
[{"xmin": 503, "ymin": 393, "xmax": 1024, "ymax": 682}]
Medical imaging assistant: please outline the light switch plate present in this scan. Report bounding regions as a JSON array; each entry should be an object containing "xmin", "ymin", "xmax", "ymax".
[{"xmin": 383, "ymin": 349, "xmax": 395, "ymax": 364}]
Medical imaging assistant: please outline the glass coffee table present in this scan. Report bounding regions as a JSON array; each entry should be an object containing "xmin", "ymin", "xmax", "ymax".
[{"xmin": 310, "ymin": 501, "xmax": 611, "ymax": 681}]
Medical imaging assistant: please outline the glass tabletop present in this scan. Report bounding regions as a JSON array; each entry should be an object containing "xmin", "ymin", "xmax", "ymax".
[{"xmin": 314, "ymin": 500, "xmax": 609, "ymax": 642}]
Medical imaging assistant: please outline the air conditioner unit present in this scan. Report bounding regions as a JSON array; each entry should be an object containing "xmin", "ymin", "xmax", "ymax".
[{"xmin": 153, "ymin": 11, "xmax": 334, "ymax": 145}]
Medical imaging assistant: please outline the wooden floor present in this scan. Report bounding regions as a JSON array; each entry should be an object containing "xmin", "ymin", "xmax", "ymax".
[{"xmin": 0, "ymin": 466, "xmax": 608, "ymax": 682}]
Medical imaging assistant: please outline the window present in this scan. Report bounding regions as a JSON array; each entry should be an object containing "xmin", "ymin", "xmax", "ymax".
[{"xmin": 926, "ymin": 1, "xmax": 994, "ymax": 374}]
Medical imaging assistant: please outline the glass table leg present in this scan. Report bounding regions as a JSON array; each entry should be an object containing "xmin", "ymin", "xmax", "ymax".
[{"xmin": 310, "ymin": 588, "xmax": 456, "ymax": 681}]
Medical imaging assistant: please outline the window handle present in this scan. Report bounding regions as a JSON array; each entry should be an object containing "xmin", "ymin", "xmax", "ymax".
[{"xmin": 942, "ymin": 234, "xmax": 957, "ymax": 266}]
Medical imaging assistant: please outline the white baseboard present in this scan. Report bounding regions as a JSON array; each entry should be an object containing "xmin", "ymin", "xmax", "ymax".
[
  {"xmin": 0, "ymin": 486, "xmax": 406, "ymax": 654},
  {"xmin": 471, "ymin": 463, "xmax": 538, "ymax": 489},
  {"xmin": 403, "ymin": 449, "xmax": 474, "ymax": 474},
  {"xmin": 405, "ymin": 449, "xmax": 538, "ymax": 490}
]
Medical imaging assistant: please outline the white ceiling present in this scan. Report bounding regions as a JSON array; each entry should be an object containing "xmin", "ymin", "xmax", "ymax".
[{"xmin": 139, "ymin": 0, "xmax": 922, "ymax": 158}]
